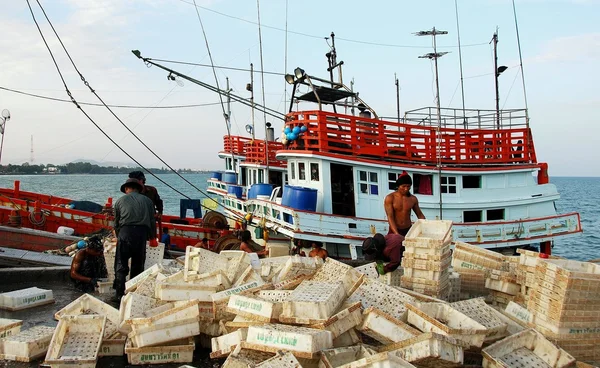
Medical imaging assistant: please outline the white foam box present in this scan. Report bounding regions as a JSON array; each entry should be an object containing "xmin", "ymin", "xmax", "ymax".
[
  {"xmin": 132, "ymin": 272, "xmax": 167, "ymax": 299},
  {"xmin": 233, "ymin": 265, "xmax": 265, "ymax": 287},
  {"xmin": 144, "ymin": 241, "xmax": 165, "ymax": 270},
  {"xmin": 0, "ymin": 287, "xmax": 54, "ymax": 311},
  {"xmin": 354, "ymin": 263, "xmax": 380, "ymax": 280},
  {"xmin": 452, "ymin": 241, "xmax": 506, "ymax": 271},
  {"xmin": 255, "ymin": 351, "xmax": 303, "ymax": 368},
  {"xmin": 319, "ymin": 344, "xmax": 378, "ymax": 368},
  {"xmin": 450, "ymin": 297, "xmax": 508, "ymax": 342},
  {"xmin": 347, "ymin": 277, "xmax": 415, "ymax": 322},
  {"xmin": 325, "ymin": 350, "xmax": 416, "ymax": 368},
  {"xmin": 183, "ymin": 246, "xmax": 229, "ymax": 281},
  {"xmin": 378, "ymin": 267, "xmax": 404, "ymax": 286},
  {"xmin": 0, "ymin": 325, "xmax": 55, "ymax": 362},
  {"xmin": 210, "ymin": 328, "xmax": 248, "ymax": 358},
  {"xmin": 211, "ymin": 280, "xmax": 268, "ymax": 320},
  {"xmin": 276, "ymin": 255, "xmax": 322, "ymax": 283},
  {"xmin": 406, "ymin": 302, "xmax": 488, "ymax": 348},
  {"xmin": 485, "ymin": 270, "xmax": 520, "ymax": 296},
  {"xmin": 125, "ymin": 337, "xmax": 194, "ymax": 365},
  {"xmin": 403, "ymin": 219, "xmax": 453, "ymax": 247},
  {"xmin": 482, "ymin": 328, "xmax": 576, "ymax": 368},
  {"xmin": 380, "ymin": 332, "xmax": 464, "ymax": 367},
  {"xmin": 280, "ymin": 281, "xmax": 346, "ymax": 323},
  {"xmin": 118, "ymin": 292, "xmax": 163, "ymax": 334},
  {"xmin": 221, "ymin": 345, "xmax": 276, "ymax": 368},
  {"xmin": 54, "ymin": 294, "xmax": 125, "ymax": 356},
  {"xmin": 0, "ymin": 318, "xmax": 22, "ymax": 339},
  {"xmin": 332, "ymin": 329, "xmax": 361, "ymax": 348},
  {"xmin": 44, "ymin": 315, "xmax": 106, "ymax": 368},
  {"xmin": 155, "ymin": 282, "xmax": 219, "ymax": 302},
  {"xmin": 96, "ymin": 281, "xmax": 113, "ymax": 294},
  {"xmin": 310, "ymin": 258, "xmax": 363, "ymax": 296},
  {"xmin": 243, "ymin": 323, "xmax": 333, "ymax": 359},
  {"xmin": 221, "ymin": 250, "xmax": 252, "ymax": 284},
  {"xmin": 256, "ymin": 290, "xmax": 293, "ymax": 302},
  {"xmin": 358, "ymin": 307, "xmax": 420, "ymax": 345},
  {"xmin": 309, "ymin": 302, "xmax": 363, "ymax": 339},
  {"xmin": 227, "ymin": 294, "xmax": 283, "ymax": 322},
  {"xmin": 125, "ymin": 263, "xmax": 163, "ymax": 293},
  {"xmin": 267, "ymin": 243, "xmax": 290, "ymax": 258},
  {"xmin": 199, "ymin": 320, "xmax": 224, "ymax": 337}
]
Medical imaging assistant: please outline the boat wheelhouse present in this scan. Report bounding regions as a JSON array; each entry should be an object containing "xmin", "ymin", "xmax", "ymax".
[{"xmin": 207, "ymin": 69, "xmax": 581, "ymax": 259}]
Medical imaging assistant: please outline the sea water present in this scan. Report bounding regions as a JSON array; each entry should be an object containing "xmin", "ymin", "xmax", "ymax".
[{"xmin": 0, "ymin": 174, "xmax": 596, "ymax": 261}]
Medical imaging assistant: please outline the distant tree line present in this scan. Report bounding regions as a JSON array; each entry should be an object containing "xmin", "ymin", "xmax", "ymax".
[{"xmin": 0, "ymin": 162, "xmax": 207, "ymax": 175}]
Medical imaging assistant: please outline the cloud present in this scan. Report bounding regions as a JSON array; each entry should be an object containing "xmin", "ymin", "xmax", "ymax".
[{"xmin": 530, "ymin": 33, "xmax": 600, "ymax": 63}]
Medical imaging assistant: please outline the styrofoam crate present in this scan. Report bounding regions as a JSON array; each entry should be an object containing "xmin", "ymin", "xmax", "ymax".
[
  {"xmin": 504, "ymin": 301, "xmax": 534, "ymax": 325},
  {"xmin": 332, "ymin": 329, "xmax": 361, "ymax": 348},
  {"xmin": 377, "ymin": 267, "xmax": 404, "ymax": 286},
  {"xmin": 0, "ymin": 287, "xmax": 54, "ymax": 311},
  {"xmin": 224, "ymin": 315, "xmax": 266, "ymax": 332},
  {"xmin": 128, "ymin": 317, "xmax": 200, "ymax": 348},
  {"xmin": 322, "ymin": 348, "xmax": 415, "ymax": 368},
  {"xmin": 393, "ymin": 287, "xmax": 449, "ymax": 304},
  {"xmin": 267, "ymin": 244, "xmax": 290, "ymax": 258},
  {"xmin": 155, "ymin": 282, "xmax": 219, "ymax": 302},
  {"xmin": 54, "ymin": 293, "xmax": 124, "ymax": 355},
  {"xmin": 358, "ymin": 307, "xmax": 420, "ymax": 344},
  {"xmin": 145, "ymin": 241, "xmax": 165, "ymax": 270},
  {"xmin": 211, "ymin": 280, "xmax": 269, "ymax": 320},
  {"xmin": 482, "ymin": 329, "xmax": 576, "ymax": 368},
  {"xmin": 0, "ymin": 318, "xmax": 22, "ymax": 339},
  {"xmin": 243, "ymin": 323, "xmax": 333, "ymax": 359},
  {"xmin": 234, "ymin": 265, "xmax": 265, "ymax": 287},
  {"xmin": 221, "ymin": 345, "xmax": 275, "ymax": 368},
  {"xmin": 517, "ymin": 248, "xmax": 563, "ymax": 268},
  {"xmin": 127, "ymin": 300, "xmax": 200, "ymax": 329},
  {"xmin": 309, "ymin": 302, "xmax": 363, "ymax": 339},
  {"xmin": 486, "ymin": 270, "xmax": 520, "ymax": 296},
  {"xmin": 125, "ymin": 337, "xmax": 194, "ymax": 365},
  {"xmin": 227, "ymin": 294, "xmax": 283, "ymax": 322},
  {"xmin": 0, "ymin": 325, "xmax": 54, "ymax": 362},
  {"xmin": 211, "ymin": 329, "xmax": 248, "ymax": 359},
  {"xmin": 380, "ymin": 332, "xmax": 464, "ymax": 367},
  {"xmin": 44, "ymin": 315, "xmax": 106, "ymax": 368},
  {"xmin": 255, "ymin": 351, "xmax": 303, "ymax": 367},
  {"xmin": 310, "ymin": 258, "xmax": 364, "ymax": 296},
  {"xmin": 404, "ymin": 219, "xmax": 453, "ymax": 247},
  {"xmin": 256, "ymin": 290, "xmax": 293, "ymax": 302},
  {"xmin": 450, "ymin": 297, "xmax": 508, "ymax": 342},
  {"xmin": 199, "ymin": 320, "xmax": 225, "ymax": 337},
  {"xmin": 404, "ymin": 243, "xmax": 451, "ymax": 258},
  {"xmin": 346, "ymin": 277, "xmax": 415, "ymax": 321},
  {"xmin": 402, "ymin": 253, "xmax": 451, "ymax": 271},
  {"xmin": 400, "ymin": 276, "xmax": 450, "ymax": 298},
  {"xmin": 452, "ymin": 241, "xmax": 506, "ymax": 271},
  {"xmin": 276, "ymin": 255, "xmax": 321, "ymax": 283},
  {"xmin": 319, "ymin": 344, "xmax": 378, "ymax": 368},
  {"xmin": 488, "ymin": 305, "xmax": 528, "ymax": 336},
  {"xmin": 125, "ymin": 263, "xmax": 163, "ymax": 293},
  {"xmin": 280, "ymin": 281, "xmax": 346, "ymax": 323},
  {"xmin": 183, "ymin": 246, "xmax": 229, "ymax": 282},
  {"xmin": 221, "ymin": 250, "xmax": 252, "ymax": 285},
  {"xmin": 96, "ymin": 281, "xmax": 112, "ymax": 294},
  {"xmin": 406, "ymin": 302, "xmax": 488, "ymax": 348},
  {"xmin": 132, "ymin": 272, "xmax": 167, "ymax": 299},
  {"xmin": 272, "ymin": 274, "xmax": 310, "ymax": 290},
  {"xmin": 118, "ymin": 292, "xmax": 163, "ymax": 334},
  {"xmin": 402, "ymin": 262, "xmax": 450, "ymax": 281},
  {"xmin": 448, "ymin": 272, "xmax": 461, "ymax": 303},
  {"xmin": 354, "ymin": 263, "xmax": 380, "ymax": 280}
]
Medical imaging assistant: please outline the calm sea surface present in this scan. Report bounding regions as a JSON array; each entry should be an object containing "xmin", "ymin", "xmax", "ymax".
[{"xmin": 0, "ymin": 174, "xmax": 597, "ymax": 261}]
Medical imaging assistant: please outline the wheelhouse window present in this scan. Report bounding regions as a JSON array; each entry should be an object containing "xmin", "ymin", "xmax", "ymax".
[
  {"xmin": 298, "ymin": 162, "xmax": 306, "ymax": 180},
  {"xmin": 291, "ymin": 163, "xmax": 296, "ymax": 180},
  {"xmin": 487, "ymin": 209, "xmax": 505, "ymax": 221},
  {"xmin": 258, "ymin": 169, "xmax": 264, "ymax": 183},
  {"xmin": 388, "ymin": 172, "xmax": 400, "ymax": 190},
  {"xmin": 441, "ymin": 176, "xmax": 457, "ymax": 194},
  {"xmin": 413, "ymin": 174, "xmax": 433, "ymax": 195},
  {"xmin": 359, "ymin": 170, "xmax": 378, "ymax": 195},
  {"xmin": 310, "ymin": 163, "xmax": 319, "ymax": 181},
  {"xmin": 464, "ymin": 210, "xmax": 482, "ymax": 223},
  {"xmin": 463, "ymin": 175, "xmax": 482, "ymax": 189}
]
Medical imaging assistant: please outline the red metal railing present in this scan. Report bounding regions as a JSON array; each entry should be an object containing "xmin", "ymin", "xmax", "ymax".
[
  {"xmin": 286, "ymin": 111, "xmax": 537, "ymax": 166},
  {"xmin": 244, "ymin": 140, "xmax": 286, "ymax": 167},
  {"xmin": 223, "ymin": 135, "xmax": 252, "ymax": 156}
]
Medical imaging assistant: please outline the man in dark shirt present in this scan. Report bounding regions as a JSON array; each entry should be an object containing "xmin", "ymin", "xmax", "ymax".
[
  {"xmin": 113, "ymin": 178, "xmax": 156, "ymax": 301},
  {"xmin": 362, "ymin": 233, "xmax": 404, "ymax": 274},
  {"xmin": 70, "ymin": 235, "xmax": 107, "ymax": 292},
  {"xmin": 129, "ymin": 171, "xmax": 163, "ymax": 219}
]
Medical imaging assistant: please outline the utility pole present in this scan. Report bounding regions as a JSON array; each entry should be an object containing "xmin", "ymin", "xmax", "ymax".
[{"xmin": 416, "ymin": 27, "xmax": 448, "ymax": 220}]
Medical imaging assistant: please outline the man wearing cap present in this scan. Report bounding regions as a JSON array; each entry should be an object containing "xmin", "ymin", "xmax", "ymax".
[
  {"xmin": 384, "ymin": 171, "xmax": 425, "ymax": 236},
  {"xmin": 113, "ymin": 178, "xmax": 156, "ymax": 300},
  {"xmin": 70, "ymin": 235, "xmax": 108, "ymax": 292},
  {"xmin": 129, "ymin": 171, "xmax": 163, "ymax": 220}
]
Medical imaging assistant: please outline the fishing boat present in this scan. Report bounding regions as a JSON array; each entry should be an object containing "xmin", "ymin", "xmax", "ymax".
[
  {"xmin": 0, "ymin": 180, "xmax": 230, "ymax": 252},
  {"xmin": 196, "ymin": 47, "xmax": 582, "ymax": 259}
]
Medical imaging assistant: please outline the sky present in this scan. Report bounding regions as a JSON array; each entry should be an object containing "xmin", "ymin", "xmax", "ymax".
[{"xmin": 0, "ymin": 0, "xmax": 598, "ymax": 176}]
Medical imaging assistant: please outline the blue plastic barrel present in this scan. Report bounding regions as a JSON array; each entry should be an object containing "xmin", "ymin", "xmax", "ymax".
[
  {"xmin": 281, "ymin": 185, "xmax": 318, "ymax": 211},
  {"xmin": 222, "ymin": 172, "xmax": 237, "ymax": 184},
  {"xmin": 227, "ymin": 185, "xmax": 243, "ymax": 199},
  {"xmin": 210, "ymin": 171, "xmax": 222, "ymax": 181},
  {"xmin": 248, "ymin": 183, "xmax": 274, "ymax": 199}
]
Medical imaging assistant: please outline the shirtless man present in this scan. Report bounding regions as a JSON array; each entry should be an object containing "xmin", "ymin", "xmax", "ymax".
[
  {"xmin": 384, "ymin": 171, "xmax": 425, "ymax": 236},
  {"xmin": 308, "ymin": 241, "xmax": 328, "ymax": 260}
]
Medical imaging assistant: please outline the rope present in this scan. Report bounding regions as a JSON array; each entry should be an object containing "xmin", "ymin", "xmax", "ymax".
[{"xmin": 256, "ymin": 0, "xmax": 270, "ymax": 174}]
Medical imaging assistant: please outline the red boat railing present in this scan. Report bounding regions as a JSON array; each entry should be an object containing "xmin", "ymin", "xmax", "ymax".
[
  {"xmin": 285, "ymin": 110, "xmax": 537, "ymax": 167},
  {"xmin": 244, "ymin": 140, "xmax": 286, "ymax": 167},
  {"xmin": 223, "ymin": 135, "xmax": 252, "ymax": 156}
]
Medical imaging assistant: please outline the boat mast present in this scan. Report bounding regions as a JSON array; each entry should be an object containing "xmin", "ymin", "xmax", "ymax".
[
  {"xmin": 454, "ymin": 0, "xmax": 467, "ymax": 128},
  {"xmin": 395, "ymin": 73, "xmax": 400, "ymax": 123},
  {"xmin": 248, "ymin": 63, "xmax": 256, "ymax": 140},
  {"xmin": 492, "ymin": 31, "xmax": 500, "ymax": 129},
  {"xmin": 416, "ymin": 27, "xmax": 448, "ymax": 220}
]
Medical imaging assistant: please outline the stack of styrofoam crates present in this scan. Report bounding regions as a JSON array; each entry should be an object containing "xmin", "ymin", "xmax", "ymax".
[
  {"xmin": 515, "ymin": 249, "xmax": 562, "ymax": 307},
  {"xmin": 527, "ymin": 258, "xmax": 600, "ymax": 364},
  {"xmin": 486, "ymin": 269, "xmax": 520, "ymax": 309},
  {"xmin": 452, "ymin": 241, "xmax": 506, "ymax": 300},
  {"xmin": 400, "ymin": 220, "xmax": 453, "ymax": 300}
]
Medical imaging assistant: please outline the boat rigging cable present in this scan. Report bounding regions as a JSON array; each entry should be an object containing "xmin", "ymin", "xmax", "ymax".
[
  {"xmin": 256, "ymin": 0, "xmax": 270, "ymax": 175},
  {"xmin": 0, "ymin": 86, "xmax": 227, "ymax": 109},
  {"xmin": 454, "ymin": 0, "xmax": 467, "ymax": 128},
  {"xmin": 26, "ymin": 0, "xmax": 243, "ymax": 222}
]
